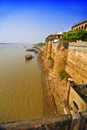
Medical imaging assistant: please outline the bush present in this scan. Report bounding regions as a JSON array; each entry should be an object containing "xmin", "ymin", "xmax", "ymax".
[
  {"xmin": 48, "ymin": 57, "xmax": 54, "ymax": 65},
  {"xmin": 61, "ymin": 29, "xmax": 87, "ymax": 41},
  {"xmin": 59, "ymin": 70, "xmax": 70, "ymax": 80}
]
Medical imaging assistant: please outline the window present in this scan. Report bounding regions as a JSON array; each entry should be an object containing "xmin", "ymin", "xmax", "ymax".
[
  {"xmin": 82, "ymin": 26, "xmax": 83, "ymax": 29},
  {"xmin": 73, "ymin": 101, "xmax": 79, "ymax": 110}
]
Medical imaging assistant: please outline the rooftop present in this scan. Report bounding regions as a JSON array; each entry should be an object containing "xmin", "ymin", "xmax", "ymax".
[{"xmin": 72, "ymin": 20, "xmax": 87, "ymax": 28}]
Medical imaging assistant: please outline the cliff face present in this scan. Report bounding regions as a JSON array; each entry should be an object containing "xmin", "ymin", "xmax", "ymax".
[{"xmin": 66, "ymin": 50, "xmax": 87, "ymax": 83}]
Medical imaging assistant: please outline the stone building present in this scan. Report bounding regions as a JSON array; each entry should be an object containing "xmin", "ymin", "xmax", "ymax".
[
  {"xmin": 64, "ymin": 79, "xmax": 87, "ymax": 112},
  {"xmin": 72, "ymin": 20, "xmax": 87, "ymax": 31},
  {"xmin": 45, "ymin": 32, "xmax": 63, "ymax": 58}
]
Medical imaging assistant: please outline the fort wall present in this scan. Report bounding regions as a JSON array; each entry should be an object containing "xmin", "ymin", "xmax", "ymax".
[
  {"xmin": 69, "ymin": 86, "xmax": 87, "ymax": 112},
  {"xmin": 66, "ymin": 42, "xmax": 87, "ymax": 83}
]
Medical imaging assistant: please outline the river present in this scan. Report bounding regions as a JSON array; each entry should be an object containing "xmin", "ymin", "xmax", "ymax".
[{"xmin": 0, "ymin": 43, "xmax": 45, "ymax": 122}]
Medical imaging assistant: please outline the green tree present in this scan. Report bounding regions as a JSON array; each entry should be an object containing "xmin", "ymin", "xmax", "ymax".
[{"xmin": 61, "ymin": 29, "xmax": 87, "ymax": 41}]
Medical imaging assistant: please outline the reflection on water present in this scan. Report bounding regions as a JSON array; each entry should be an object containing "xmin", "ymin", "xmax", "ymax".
[
  {"xmin": 25, "ymin": 59, "xmax": 30, "ymax": 64},
  {"xmin": 0, "ymin": 44, "xmax": 43, "ymax": 122}
]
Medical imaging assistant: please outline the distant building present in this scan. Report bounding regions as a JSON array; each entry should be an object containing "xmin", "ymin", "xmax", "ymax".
[
  {"xmin": 72, "ymin": 20, "xmax": 87, "ymax": 31},
  {"xmin": 53, "ymin": 32, "xmax": 63, "ymax": 43},
  {"xmin": 45, "ymin": 32, "xmax": 63, "ymax": 58},
  {"xmin": 45, "ymin": 32, "xmax": 63, "ymax": 42}
]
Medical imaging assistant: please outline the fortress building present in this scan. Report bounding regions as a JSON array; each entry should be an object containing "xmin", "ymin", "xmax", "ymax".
[{"xmin": 72, "ymin": 20, "xmax": 87, "ymax": 31}]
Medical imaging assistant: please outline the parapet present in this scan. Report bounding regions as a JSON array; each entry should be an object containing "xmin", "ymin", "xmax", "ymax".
[{"xmin": 0, "ymin": 112, "xmax": 87, "ymax": 130}]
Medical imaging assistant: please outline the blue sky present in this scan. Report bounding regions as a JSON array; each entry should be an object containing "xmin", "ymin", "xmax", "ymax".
[{"xmin": 0, "ymin": 0, "xmax": 87, "ymax": 44}]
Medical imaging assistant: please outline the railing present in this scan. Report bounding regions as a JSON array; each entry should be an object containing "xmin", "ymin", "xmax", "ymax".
[
  {"xmin": 0, "ymin": 112, "xmax": 87, "ymax": 130},
  {"xmin": 69, "ymin": 41, "xmax": 87, "ymax": 47},
  {"xmin": 68, "ymin": 42, "xmax": 87, "ymax": 53}
]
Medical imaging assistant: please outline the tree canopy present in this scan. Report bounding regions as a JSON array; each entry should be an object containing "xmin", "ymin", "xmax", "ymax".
[{"xmin": 61, "ymin": 29, "xmax": 87, "ymax": 42}]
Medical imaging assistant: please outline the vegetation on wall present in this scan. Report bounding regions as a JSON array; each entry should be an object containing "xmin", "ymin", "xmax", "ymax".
[
  {"xmin": 59, "ymin": 70, "xmax": 71, "ymax": 81},
  {"xmin": 48, "ymin": 57, "xmax": 54, "ymax": 68},
  {"xmin": 36, "ymin": 42, "xmax": 45, "ymax": 46},
  {"xmin": 48, "ymin": 57, "xmax": 54, "ymax": 64},
  {"xmin": 61, "ymin": 29, "xmax": 87, "ymax": 42}
]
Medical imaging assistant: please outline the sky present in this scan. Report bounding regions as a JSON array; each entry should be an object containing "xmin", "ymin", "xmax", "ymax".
[{"xmin": 0, "ymin": 0, "xmax": 87, "ymax": 44}]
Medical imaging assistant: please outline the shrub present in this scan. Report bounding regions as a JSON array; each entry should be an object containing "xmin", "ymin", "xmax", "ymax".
[
  {"xmin": 61, "ymin": 29, "xmax": 87, "ymax": 41},
  {"xmin": 59, "ymin": 70, "xmax": 70, "ymax": 80},
  {"xmin": 48, "ymin": 57, "xmax": 54, "ymax": 64}
]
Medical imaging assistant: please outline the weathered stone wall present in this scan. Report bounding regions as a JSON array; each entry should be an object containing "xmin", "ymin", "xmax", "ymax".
[
  {"xmin": 66, "ymin": 49, "xmax": 87, "ymax": 83},
  {"xmin": 53, "ymin": 49, "xmax": 68, "ymax": 75},
  {"xmin": 69, "ymin": 86, "xmax": 87, "ymax": 112},
  {"xmin": 46, "ymin": 41, "xmax": 52, "ymax": 58},
  {"xmin": 69, "ymin": 41, "xmax": 87, "ymax": 47},
  {"xmin": 51, "ymin": 43, "xmax": 58, "ymax": 59},
  {"xmin": 45, "ymin": 40, "xmax": 87, "ymax": 113},
  {"xmin": 45, "ymin": 40, "xmax": 87, "ymax": 83}
]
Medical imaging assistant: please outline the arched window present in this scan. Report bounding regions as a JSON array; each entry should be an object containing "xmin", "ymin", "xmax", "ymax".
[
  {"xmin": 73, "ymin": 101, "xmax": 79, "ymax": 110},
  {"xmin": 82, "ymin": 26, "xmax": 83, "ymax": 29},
  {"xmin": 79, "ymin": 27, "xmax": 80, "ymax": 30},
  {"xmin": 85, "ymin": 24, "xmax": 87, "ymax": 30}
]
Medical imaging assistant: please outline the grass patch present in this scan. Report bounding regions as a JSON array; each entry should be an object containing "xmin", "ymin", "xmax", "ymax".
[
  {"xmin": 59, "ymin": 70, "xmax": 70, "ymax": 81},
  {"xmin": 48, "ymin": 57, "xmax": 54, "ymax": 64}
]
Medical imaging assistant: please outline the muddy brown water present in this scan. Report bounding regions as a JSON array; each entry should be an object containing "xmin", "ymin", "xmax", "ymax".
[
  {"xmin": 0, "ymin": 44, "xmax": 62, "ymax": 123},
  {"xmin": 0, "ymin": 44, "xmax": 45, "ymax": 122}
]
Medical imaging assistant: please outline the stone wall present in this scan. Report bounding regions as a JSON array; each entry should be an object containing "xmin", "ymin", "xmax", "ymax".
[
  {"xmin": 0, "ymin": 115, "xmax": 72, "ymax": 130},
  {"xmin": 0, "ymin": 112, "xmax": 87, "ymax": 130},
  {"xmin": 51, "ymin": 43, "xmax": 58, "ymax": 59},
  {"xmin": 45, "ymin": 40, "xmax": 87, "ymax": 113},
  {"xmin": 69, "ymin": 86, "xmax": 87, "ymax": 112},
  {"xmin": 53, "ymin": 49, "xmax": 68, "ymax": 74},
  {"xmin": 46, "ymin": 41, "xmax": 52, "ymax": 58},
  {"xmin": 45, "ymin": 40, "xmax": 87, "ymax": 83},
  {"xmin": 69, "ymin": 41, "xmax": 87, "ymax": 47},
  {"xmin": 66, "ymin": 49, "xmax": 87, "ymax": 83}
]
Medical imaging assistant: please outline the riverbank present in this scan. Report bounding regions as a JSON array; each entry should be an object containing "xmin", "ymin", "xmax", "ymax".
[
  {"xmin": 37, "ymin": 51, "xmax": 58, "ymax": 116},
  {"xmin": 37, "ymin": 45, "xmax": 65, "ymax": 115}
]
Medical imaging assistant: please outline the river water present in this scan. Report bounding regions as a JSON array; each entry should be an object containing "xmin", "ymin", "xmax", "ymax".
[{"xmin": 0, "ymin": 43, "xmax": 44, "ymax": 122}]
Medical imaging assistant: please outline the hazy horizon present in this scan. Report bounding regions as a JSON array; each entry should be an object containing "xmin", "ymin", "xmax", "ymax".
[{"xmin": 0, "ymin": 0, "xmax": 87, "ymax": 44}]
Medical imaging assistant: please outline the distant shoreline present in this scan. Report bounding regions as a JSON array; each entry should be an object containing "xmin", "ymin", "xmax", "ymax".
[{"xmin": 0, "ymin": 43, "xmax": 33, "ymax": 44}]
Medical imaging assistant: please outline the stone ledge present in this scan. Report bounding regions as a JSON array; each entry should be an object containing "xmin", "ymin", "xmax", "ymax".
[{"xmin": 0, "ymin": 115, "xmax": 71, "ymax": 130}]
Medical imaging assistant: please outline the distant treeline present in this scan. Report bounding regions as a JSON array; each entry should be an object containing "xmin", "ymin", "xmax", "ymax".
[{"xmin": 36, "ymin": 42, "xmax": 45, "ymax": 46}]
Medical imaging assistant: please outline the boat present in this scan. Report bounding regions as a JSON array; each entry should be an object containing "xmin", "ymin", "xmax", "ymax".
[{"xmin": 25, "ymin": 54, "xmax": 32, "ymax": 60}]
